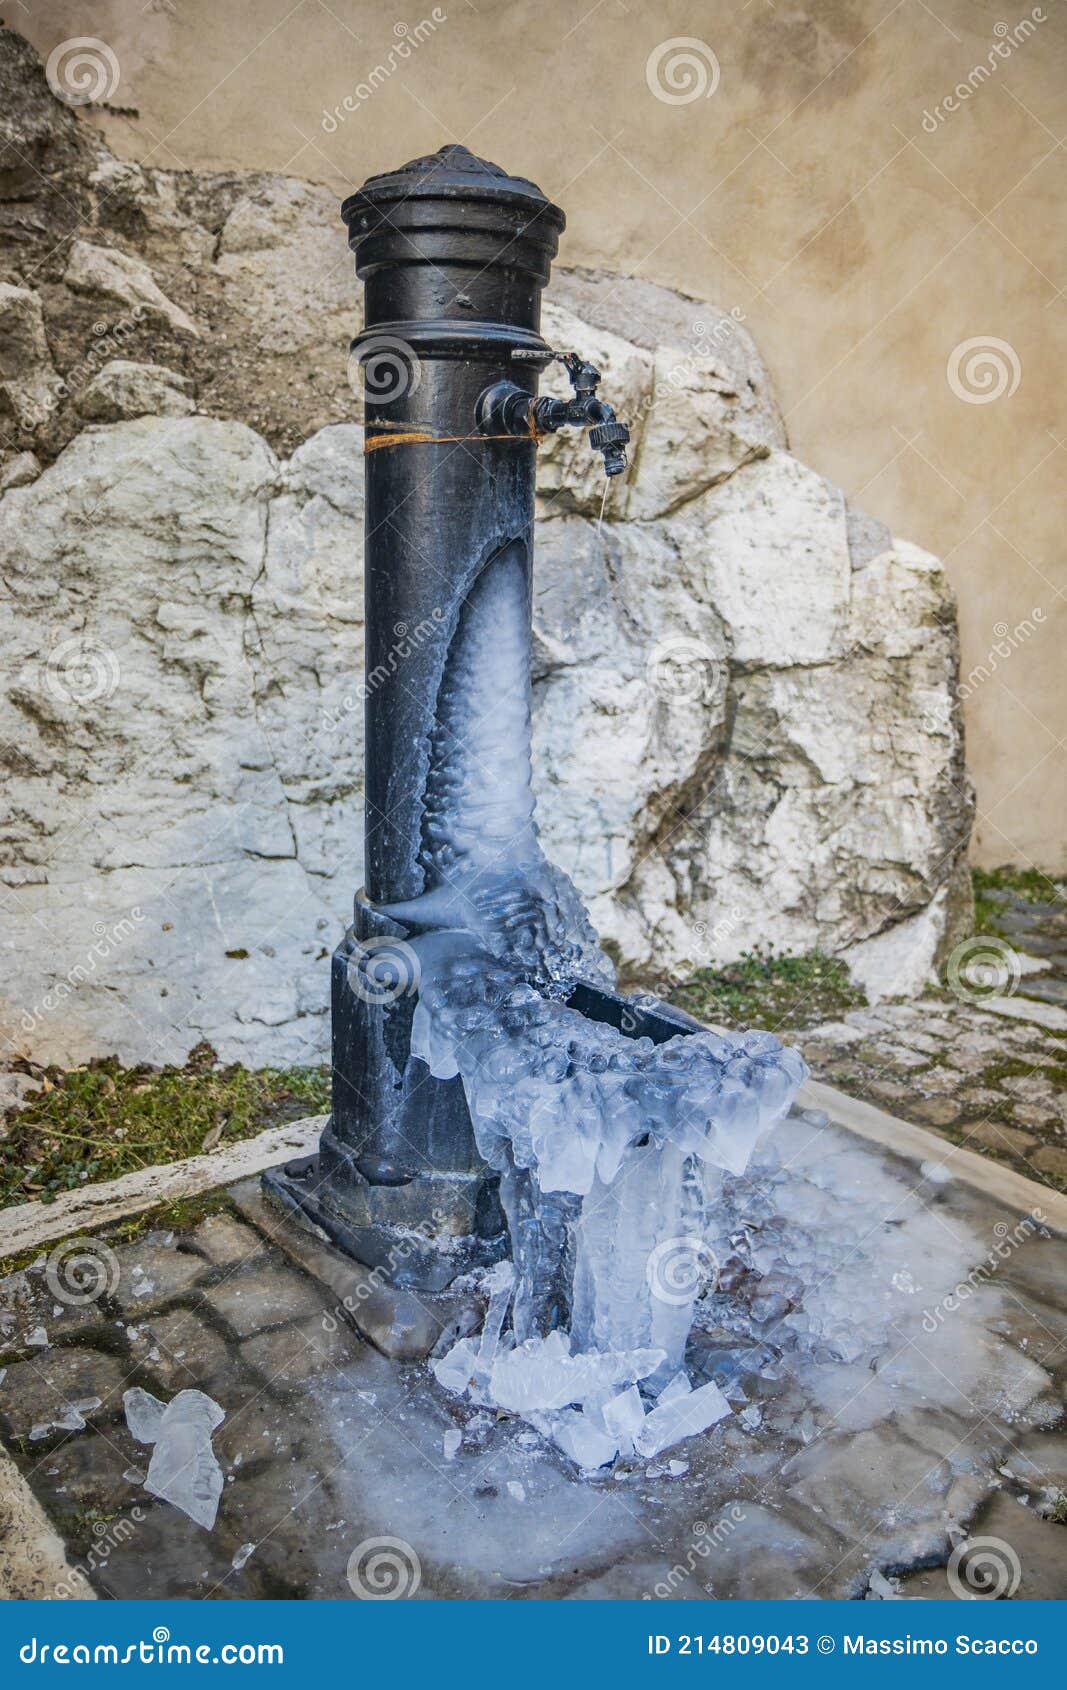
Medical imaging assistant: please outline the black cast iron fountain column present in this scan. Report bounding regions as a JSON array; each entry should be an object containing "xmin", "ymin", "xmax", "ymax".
[{"xmin": 265, "ymin": 145, "xmax": 645, "ymax": 1291}]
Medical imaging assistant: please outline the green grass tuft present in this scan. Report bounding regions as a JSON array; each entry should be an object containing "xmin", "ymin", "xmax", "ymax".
[
  {"xmin": 973, "ymin": 865, "xmax": 1065, "ymax": 935},
  {"xmin": 1, "ymin": 1043, "xmax": 329, "ymax": 1210},
  {"xmin": 668, "ymin": 948, "xmax": 866, "ymax": 1036}
]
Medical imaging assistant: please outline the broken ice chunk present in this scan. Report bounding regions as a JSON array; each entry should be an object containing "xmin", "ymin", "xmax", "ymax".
[
  {"xmin": 476, "ymin": 1260, "xmax": 514, "ymax": 1376},
  {"xmin": 231, "ymin": 1542, "xmax": 256, "ymax": 1571},
  {"xmin": 667, "ymin": 1459, "xmax": 689, "ymax": 1477},
  {"xmin": 633, "ymin": 1377, "xmax": 731, "ymax": 1458},
  {"xmin": 123, "ymin": 1386, "xmax": 167, "ymax": 1445},
  {"xmin": 442, "ymin": 1428, "xmax": 462, "ymax": 1461},
  {"xmin": 656, "ymin": 1370, "xmax": 692, "ymax": 1407},
  {"xmin": 122, "ymin": 1467, "xmax": 146, "ymax": 1485},
  {"xmin": 867, "ymin": 1568, "xmax": 902, "ymax": 1600},
  {"xmin": 52, "ymin": 1405, "xmax": 90, "ymax": 1432},
  {"xmin": 538, "ymin": 1407, "xmax": 619, "ymax": 1471},
  {"xmin": 506, "ymin": 1480, "xmax": 526, "ymax": 1501},
  {"xmin": 144, "ymin": 1389, "xmax": 226, "ymax": 1531},
  {"xmin": 432, "ymin": 1338, "xmax": 481, "ymax": 1397},
  {"xmin": 26, "ymin": 1327, "xmax": 48, "ymax": 1348},
  {"xmin": 599, "ymin": 1386, "xmax": 645, "ymax": 1450},
  {"xmin": 489, "ymin": 1334, "xmax": 664, "ymax": 1415}
]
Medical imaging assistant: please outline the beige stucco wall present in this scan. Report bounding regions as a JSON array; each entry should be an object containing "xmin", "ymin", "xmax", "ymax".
[{"xmin": 26, "ymin": 0, "xmax": 1067, "ymax": 870}]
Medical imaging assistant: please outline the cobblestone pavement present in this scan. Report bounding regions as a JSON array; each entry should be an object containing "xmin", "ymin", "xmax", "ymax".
[
  {"xmin": 1, "ymin": 1130, "xmax": 1065, "ymax": 1602},
  {"xmin": 802, "ymin": 890, "xmax": 1067, "ymax": 1196}
]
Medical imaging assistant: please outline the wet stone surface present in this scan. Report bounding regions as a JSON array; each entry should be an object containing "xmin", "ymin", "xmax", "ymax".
[
  {"xmin": 0, "ymin": 1132, "xmax": 1065, "ymax": 1602},
  {"xmin": 802, "ymin": 892, "xmax": 1067, "ymax": 1198}
]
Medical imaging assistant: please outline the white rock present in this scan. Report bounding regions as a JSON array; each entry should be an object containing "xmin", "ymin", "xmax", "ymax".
[
  {"xmin": 214, "ymin": 179, "xmax": 355, "ymax": 354},
  {"xmin": 0, "ymin": 275, "xmax": 969, "ymax": 1059},
  {"xmin": 0, "ymin": 285, "xmax": 62, "ymax": 429},
  {"xmin": 0, "ymin": 452, "xmax": 41, "ymax": 492},
  {"xmin": 76, "ymin": 360, "xmax": 195, "ymax": 422},
  {"xmin": 65, "ymin": 240, "xmax": 199, "ymax": 336},
  {"xmin": 843, "ymin": 886, "xmax": 949, "ymax": 1002},
  {"xmin": 979, "ymin": 995, "xmax": 1067, "ymax": 1032}
]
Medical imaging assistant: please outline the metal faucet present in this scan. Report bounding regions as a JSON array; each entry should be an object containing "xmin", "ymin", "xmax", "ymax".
[{"xmin": 477, "ymin": 349, "xmax": 631, "ymax": 476}]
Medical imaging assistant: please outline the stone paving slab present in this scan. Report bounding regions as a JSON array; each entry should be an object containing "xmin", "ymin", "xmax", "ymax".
[{"xmin": 0, "ymin": 1109, "xmax": 1064, "ymax": 1602}]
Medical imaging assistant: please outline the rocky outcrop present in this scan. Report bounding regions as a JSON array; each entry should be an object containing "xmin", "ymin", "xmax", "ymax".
[{"xmin": 0, "ymin": 27, "xmax": 972, "ymax": 1066}]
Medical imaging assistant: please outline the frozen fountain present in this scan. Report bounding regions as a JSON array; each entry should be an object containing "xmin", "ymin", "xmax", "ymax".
[{"xmin": 265, "ymin": 146, "xmax": 806, "ymax": 1466}]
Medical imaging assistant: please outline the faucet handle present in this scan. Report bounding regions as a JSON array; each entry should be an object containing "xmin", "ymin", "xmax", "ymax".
[
  {"xmin": 512, "ymin": 347, "xmax": 599, "ymax": 394},
  {"xmin": 504, "ymin": 345, "xmax": 630, "ymax": 476}
]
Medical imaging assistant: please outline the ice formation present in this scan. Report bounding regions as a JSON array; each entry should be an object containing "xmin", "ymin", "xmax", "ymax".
[
  {"xmin": 359, "ymin": 545, "xmax": 807, "ymax": 1468},
  {"xmin": 123, "ymin": 1386, "xmax": 226, "ymax": 1529}
]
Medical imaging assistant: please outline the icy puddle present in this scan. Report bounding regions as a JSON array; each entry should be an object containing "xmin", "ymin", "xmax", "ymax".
[
  {"xmin": 305, "ymin": 1115, "xmax": 1062, "ymax": 1599},
  {"xmin": 3, "ymin": 1136, "xmax": 1061, "ymax": 1600}
]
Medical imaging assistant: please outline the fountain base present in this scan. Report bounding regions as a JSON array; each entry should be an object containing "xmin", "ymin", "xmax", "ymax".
[{"xmin": 262, "ymin": 1152, "xmax": 505, "ymax": 1293}]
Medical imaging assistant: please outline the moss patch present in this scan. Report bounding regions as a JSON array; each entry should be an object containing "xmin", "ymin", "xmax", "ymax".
[
  {"xmin": 981, "ymin": 1056, "xmax": 1067, "ymax": 1090},
  {"xmin": 973, "ymin": 865, "xmax": 1065, "ymax": 934},
  {"xmin": 1, "ymin": 1043, "xmax": 329, "ymax": 1209},
  {"xmin": 669, "ymin": 949, "xmax": 866, "ymax": 1036}
]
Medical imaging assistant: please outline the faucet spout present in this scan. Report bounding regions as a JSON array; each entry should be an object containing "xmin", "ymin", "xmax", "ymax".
[{"xmin": 477, "ymin": 349, "xmax": 631, "ymax": 477}]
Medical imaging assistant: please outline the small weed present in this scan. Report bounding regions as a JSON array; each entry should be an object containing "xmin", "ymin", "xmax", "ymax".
[
  {"xmin": 668, "ymin": 949, "xmax": 866, "ymax": 1035},
  {"xmin": 973, "ymin": 866, "xmax": 1065, "ymax": 935}
]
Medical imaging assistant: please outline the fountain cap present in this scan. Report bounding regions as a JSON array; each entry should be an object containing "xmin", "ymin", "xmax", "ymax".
[
  {"xmin": 342, "ymin": 143, "xmax": 565, "ymax": 237},
  {"xmin": 342, "ymin": 145, "xmax": 566, "ymax": 323}
]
